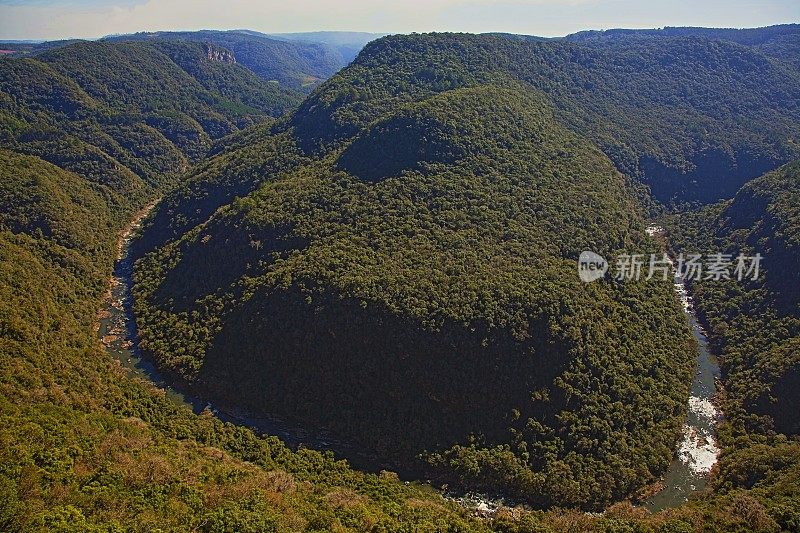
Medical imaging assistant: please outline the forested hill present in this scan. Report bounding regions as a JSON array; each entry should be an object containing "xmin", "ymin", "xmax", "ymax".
[
  {"xmin": 105, "ymin": 30, "xmax": 349, "ymax": 91},
  {"xmin": 565, "ymin": 23, "xmax": 800, "ymax": 46},
  {"xmin": 3, "ymin": 24, "xmax": 800, "ymax": 531},
  {"xmin": 0, "ymin": 37, "xmax": 495, "ymax": 530},
  {"xmin": 0, "ymin": 39, "xmax": 83, "ymax": 57},
  {"xmin": 288, "ymin": 31, "xmax": 800, "ymax": 204},
  {"xmin": 130, "ymin": 29, "xmax": 800, "ymax": 524},
  {"xmin": 2, "ymin": 30, "xmax": 356, "ymax": 92},
  {"xmin": 0, "ymin": 152, "xmax": 490, "ymax": 530},
  {"xmin": 670, "ymin": 161, "xmax": 800, "ymax": 434},
  {"xmin": 565, "ymin": 24, "xmax": 800, "ymax": 69},
  {"xmin": 0, "ymin": 39, "xmax": 302, "ymax": 207},
  {"xmin": 134, "ymin": 63, "xmax": 696, "ymax": 509},
  {"xmin": 667, "ymin": 161, "xmax": 800, "ymax": 530}
]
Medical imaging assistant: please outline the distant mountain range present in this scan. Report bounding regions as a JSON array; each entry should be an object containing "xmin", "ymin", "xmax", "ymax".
[
  {"xmin": 1, "ymin": 30, "xmax": 385, "ymax": 91},
  {"xmin": 248, "ymin": 30, "xmax": 387, "ymax": 62}
]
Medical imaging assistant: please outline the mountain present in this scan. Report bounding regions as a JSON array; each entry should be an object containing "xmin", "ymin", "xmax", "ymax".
[
  {"xmin": 0, "ymin": 39, "xmax": 302, "ymax": 206},
  {"xmin": 131, "ymin": 28, "xmax": 800, "ymax": 517},
  {"xmin": 263, "ymin": 31, "xmax": 386, "ymax": 63},
  {"xmin": 4, "ymin": 24, "xmax": 800, "ymax": 531},
  {"xmin": 288, "ymin": 31, "xmax": 800, "ymax": 205},
  {"xmin": 2, "ymin": 30, "xmax": 380, "ymax": 92},
  {"xmin": 106, "ymin": 30, "xmax": 349, "ymax": 91},
  {"xmin": 133, "ymin": 67, "xmax": 696, "ymax": 509},
  {"xmin": 670, "ymin": 161, "xmax": 800, "ymax": 435},
  {"xmin": 566, "ymin": 24, "xmax": 800, "ymax": 67},
  {"xmin": 0, "ymin": 39, "xmax": 487, "ymax": 531},
  {"xmin": 0, "ymin": 147, "xmax": 491, "ymax": 531},
  {"xmin": 666, "ymin": 161, "xmax": 800, "ymax": 530}
]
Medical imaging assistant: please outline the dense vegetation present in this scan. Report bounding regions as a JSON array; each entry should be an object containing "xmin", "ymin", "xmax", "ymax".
[
  {"xmin": 4, "ymin": 24, "xmax": 800, "ymax": 531},
  {"xmin": 106, "ymin": 30, "xmax": 351, "ymax": 91},
  {"xmin": 0, "ymin": 39, "xmax": 84, "ymax": 58},
  {"xmin": 2, "ymin": 30, "xmax": 364, "ymax": 92},
  {"xmin": 669, "ymin": 161, "xmax": 800, "ymax": 435},
  {"xmin": 0, "ymin": 41, "xmax": 495, "ymax": 530},
  {"xmin": 663, "ymin": 161, "xmax": 800, "ymax": 532},
  {"xmin": 134, "ymin": 69, "xmax": 697, "ymax": 509},
  {"xmin": 287, "ymin": 31, "xmax": 800, "ymax": 204},
  {"xmin": 0, "ymin": 149, "xmax": 497, "ymax": 531},
  {"xmin": 0, "ymin": 39, "xmax": 303, "ymax": 202},
  {"xmin": 565, "ymin": 24, "xmax": 800, "ymax": 67}
]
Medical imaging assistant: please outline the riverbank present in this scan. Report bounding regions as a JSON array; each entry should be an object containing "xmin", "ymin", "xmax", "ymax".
[
  {"xmin": 98, "ymin": 210, "xmax": 723, "ymax": 517},
  {"xmin": 641, "ymin": 225, "xmax": 722, "ymax": 511},
  {"xmin": 97, "ymin": 201, "xmax": 406, "ymax": 473}
]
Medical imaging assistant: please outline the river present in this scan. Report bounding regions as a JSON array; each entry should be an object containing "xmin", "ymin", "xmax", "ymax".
[
  {"xmin": 642, "ymin": 226, "xmax": 722, "ymax": 511},
  {"xmin": 98, "ymin": 211, "xmax": 722, "ymax": 513},
  {"xmin": 97, "ymin": 203, "xmax": 360, "ymax": 454}
]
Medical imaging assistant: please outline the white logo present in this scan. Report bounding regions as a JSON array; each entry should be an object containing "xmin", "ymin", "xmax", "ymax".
[{"xmin": 578, "ymin": 251, "xmax": 608, "ymax": 283}]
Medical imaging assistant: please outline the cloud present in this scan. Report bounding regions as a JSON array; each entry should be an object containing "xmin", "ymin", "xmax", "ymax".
[{"xmin": 0, "ymin": 0, "xmax": 798, "ymax": 40}]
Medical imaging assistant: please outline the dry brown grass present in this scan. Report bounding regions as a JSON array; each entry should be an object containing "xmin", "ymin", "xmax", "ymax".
[
  {"xmin": 325, "ymin": 488, "xmax": 367, "ymax": 509},
  {"xmin": 726, "ymin": 493, "xmax": 779, "ymax": 532},
  {"xmin": 541, "ymin": 508, "xmax": 600, "ymax": 532},
  {"xmin": 605, "ymin": 501, "xmax": 650, "ymax": 521}
]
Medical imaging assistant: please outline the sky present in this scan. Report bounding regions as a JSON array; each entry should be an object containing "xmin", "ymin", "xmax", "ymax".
[{"xmin": 0, "ymin": 0, "xmax": 798, "ymax": 41}]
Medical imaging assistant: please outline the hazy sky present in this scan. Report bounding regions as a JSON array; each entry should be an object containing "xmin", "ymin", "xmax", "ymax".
[{"xmin": 0, "ymin": 0, "xmax": 798, "ymax": 41}]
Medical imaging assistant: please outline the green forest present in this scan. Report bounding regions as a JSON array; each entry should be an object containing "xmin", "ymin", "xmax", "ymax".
[
  {"xmin": 664, "ymin": 161, "xmax": 800, "ymax": 531},
  {"xmin": 0, "ymin": 39, "xmax": 508, "ymax": 531},
  {"xmin": 133, "ymin": 82, "xmax": 696, "ymax": 511},
  {"xmin": 103, "ymin": 31, "xmax": 347, "ymax": 92},
  {"xmin": 2, "ymin": 24, "xmax": 800, "ymax": 532}
]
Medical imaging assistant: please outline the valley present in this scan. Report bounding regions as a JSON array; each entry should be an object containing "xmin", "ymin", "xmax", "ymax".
[
  {"xmin": 100, "ymin": 202, "xmax": 388, "ymax": 469},
  {"xmin": 643, "ymin": 263, "xmax": 721, "ymax": 511},
  {"xmin": 104, "ymin": 200, "xmax": 725, "ymax": 513},
  {"xmin": 2, "ymin": 22, "xmax": 800, "ymax": 532}
]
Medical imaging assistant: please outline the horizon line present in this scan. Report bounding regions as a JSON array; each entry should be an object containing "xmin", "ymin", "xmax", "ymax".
[{"xmin": 2, "ymin": 21, "xmax": 799, "ymax": 43}]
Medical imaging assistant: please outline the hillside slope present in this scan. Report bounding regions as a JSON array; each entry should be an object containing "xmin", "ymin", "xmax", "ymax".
[
  {"xmin": 667, "ymin": 161, "xmax": 800, "ymax": 531},
  {"xmin": 0, "ymin": 38, "xmax": 489, "ymax": 530},
  {"xmin": 134, "ymin": 79, "xmax": 695, "ymax": 509},
  {"xmin": 0, "ymin": 39, "xmax": 302, "ymax": 205},
  {"xmin": 108, "ymin": 30, "xmax": 347, "ymax": 91},
  {"xmin": 566, "ymin": 24, "xmax": 800, "ymax": 68},
  {"xmin": 4, "ymin": 26, "xmax": 800, "ymax": 531},
  {"xmin": 670, "ymin": 161, "xmax": 800, "ymax": 434},
  {"xmin": 288, "ymin": 32, "xmax": 800, "ymax": 204},
  {"xmin": 0, "ymin": 148, "xmax": 492, "ymax": 531}
]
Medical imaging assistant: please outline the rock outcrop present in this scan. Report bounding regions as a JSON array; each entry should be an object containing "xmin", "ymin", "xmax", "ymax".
[{"xmin": 205, "ymin": 43, "xmax": 236, "ymax": 63}]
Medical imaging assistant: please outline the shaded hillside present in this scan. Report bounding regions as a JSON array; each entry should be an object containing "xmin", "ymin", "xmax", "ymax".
[
  {"xmin": 666, "ymin": 161, "xmax": 800, "ymax": 531},
  {"xmin": 287, "ymin": 32, "xmax": 800, "ymax": 204},
  {"xmin": 0, "ymin": 148, "xmax": 491, "ymax": 531},
  {"xmin": 0, "ymin": 150, "xmax": 112, "ymax": 257},
  {"xmin": 0, "ymin": 40, "xmax": 486, "ymax": 529},
  {"xmin": 108, "ymin": 30, "xmax": 346, "ymax": 91},
  {"xmin": 130, "ymin": 124, "xmax": 309, "ymax": 258},
  {"xmin": 134, "ymin": 83, "xmax": 695, "ymax": 509},
  {"xmin": 4, "ymin": 25, "xmax": 800, "ymax": 532},
  {"xmin": 0, "ymin": 39, "xmax": 302, "ymax": 205},
  {"xmin": 670, "ymin": 161, "xmax": 800, "ymax": 435}
]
